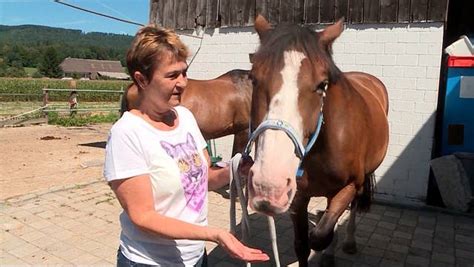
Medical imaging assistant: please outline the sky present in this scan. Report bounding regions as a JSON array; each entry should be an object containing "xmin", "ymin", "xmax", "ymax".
[{"xmin": 0, "ymin": 0, "xmax": 149, "ymax": 35}]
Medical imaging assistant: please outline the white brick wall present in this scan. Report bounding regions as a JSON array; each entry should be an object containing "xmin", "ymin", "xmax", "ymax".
[{"xmin": 180, "ymin": 22, "xmax": 444, "ymax": 205}]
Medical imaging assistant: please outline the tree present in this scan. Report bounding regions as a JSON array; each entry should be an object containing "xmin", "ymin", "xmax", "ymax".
[{"xmin": 39, "ymin": 47, "xmax": 63, "ymax": 78}]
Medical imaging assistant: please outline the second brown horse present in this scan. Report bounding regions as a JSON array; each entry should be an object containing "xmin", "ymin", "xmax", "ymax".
[{"xmin": 122, "ymin": 69, "xmax": 252, "ymax": 155}]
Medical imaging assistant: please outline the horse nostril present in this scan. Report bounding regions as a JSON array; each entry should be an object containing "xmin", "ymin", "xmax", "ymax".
[
  {"xmin": 255, "ymin": 200, "xmax": 272, "ymax": 213},
  {"xmin": 286, "ymin": 178, "xmax": 291, "ymax": 187}
]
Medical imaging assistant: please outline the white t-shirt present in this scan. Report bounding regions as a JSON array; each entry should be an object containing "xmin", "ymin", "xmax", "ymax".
[{"xmin": 104, "ymin": 106, "xmax": 208, "ymax": 266}]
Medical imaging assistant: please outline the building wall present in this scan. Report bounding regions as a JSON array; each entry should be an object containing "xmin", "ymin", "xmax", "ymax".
[{"xmin": 180, "ymin": 22, "xmax": 444, "ymax": 205}]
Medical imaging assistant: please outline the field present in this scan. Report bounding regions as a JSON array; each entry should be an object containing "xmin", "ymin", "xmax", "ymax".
[
  {"xmin": 0, "ymin": 78, "xmax": 126, "ymax": 125},
  {"xmin": 0, "ymin": 78, "xmax": 129, "ymax": 102},
  {"xmin": 24, "ymin": 67, "xmax": 37, "ymax": 77}
]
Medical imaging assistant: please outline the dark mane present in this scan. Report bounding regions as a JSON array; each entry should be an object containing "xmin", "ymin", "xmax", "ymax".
[{"xmin": 253, "ymin": 23, "xmax": 341, "ymax": 83}]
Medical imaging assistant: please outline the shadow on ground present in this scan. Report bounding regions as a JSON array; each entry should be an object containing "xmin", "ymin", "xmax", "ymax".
[
  {"xmin": 207, "ymin": 208, "xmax": 358, "ymax": 266},
  {"xmin": 79, "ymin": 141, "xmax": 107, "ymax": 149}
]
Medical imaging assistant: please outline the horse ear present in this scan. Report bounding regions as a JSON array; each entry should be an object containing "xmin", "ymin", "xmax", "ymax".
[
  {"xmin": 318, "ymin": 18, "xmax": 344, "ymax": 48},
  {"xmin": 254, "ymin": 14, "xmax": 271, "ymax": 39}
]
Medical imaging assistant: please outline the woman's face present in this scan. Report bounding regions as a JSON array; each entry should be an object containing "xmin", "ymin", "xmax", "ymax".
[{"xmin": 143, "ymin": 54, "xmax": 188, "ymax": 112}]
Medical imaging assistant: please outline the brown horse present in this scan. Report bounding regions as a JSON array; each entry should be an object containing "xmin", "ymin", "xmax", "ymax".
[
  {"xmin": 122, "ymin": 69, "xmax": 253, "ymax": 155},
  {"xmin": 242, "ymin": 16, "xmax": 389, "ymax": 266}
]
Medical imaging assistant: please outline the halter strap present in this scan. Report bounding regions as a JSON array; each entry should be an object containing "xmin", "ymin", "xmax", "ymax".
[
  {"xmin": 244, "ymin": 119, "xmax": 305, "ymax": 158},
  {"xmin": 296, "ymin": 113, "xmax": 323, "ymax": 177},
  {"xmin": 244, "ymin": 112, "xmax": 324, "ymax": 179}
]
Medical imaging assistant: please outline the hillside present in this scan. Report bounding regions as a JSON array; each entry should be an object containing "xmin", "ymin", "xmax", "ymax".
[{"xmin": 0, "ymin": 24, "xmax": 134, "ymax": 71}]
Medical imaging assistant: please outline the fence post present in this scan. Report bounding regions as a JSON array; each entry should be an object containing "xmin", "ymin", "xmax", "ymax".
[{"xmin": 42, "ymin": 88, "xmax": 49, "ymax": 120}]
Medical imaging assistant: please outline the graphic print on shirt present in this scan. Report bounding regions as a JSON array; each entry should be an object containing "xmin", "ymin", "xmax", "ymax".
[{"xmin": 160, "ymin": 133, "xmax": 207, "ymax": 213}]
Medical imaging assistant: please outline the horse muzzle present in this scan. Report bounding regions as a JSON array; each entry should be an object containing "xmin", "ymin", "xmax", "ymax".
[{"xmin": 247, "ymin": 168, "xmax": 296, "ymax": 215}]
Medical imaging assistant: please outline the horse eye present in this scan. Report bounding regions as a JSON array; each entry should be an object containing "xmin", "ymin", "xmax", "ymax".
[{"xmin": 315, "ymin": 80, "xmax": 329, "ymax": 93}]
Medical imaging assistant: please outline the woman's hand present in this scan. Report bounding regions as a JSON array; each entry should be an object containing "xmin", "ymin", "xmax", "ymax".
[{"xmin": 214, "ymin": 229, "xmax": 269, "ymax": 262}]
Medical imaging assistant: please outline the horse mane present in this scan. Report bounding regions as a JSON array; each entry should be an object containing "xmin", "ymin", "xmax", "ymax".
[{"xmin": 253, "ymin": 23, "xmax": 341, "ymax": 84}]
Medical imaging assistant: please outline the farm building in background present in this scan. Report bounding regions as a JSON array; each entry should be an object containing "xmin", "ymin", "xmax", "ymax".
[
  {"xmin": 59, "ymin": 57, "xmax": 129, "ymax": 80},
  {"xmin": 150, "ymin": 0, "xmax": 474, "ymax": 207}
]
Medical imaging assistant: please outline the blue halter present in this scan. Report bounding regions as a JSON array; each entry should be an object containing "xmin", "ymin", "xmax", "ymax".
[{"xmin": 243, "ymin": 107, "xmax": 324, "ymax": 179}]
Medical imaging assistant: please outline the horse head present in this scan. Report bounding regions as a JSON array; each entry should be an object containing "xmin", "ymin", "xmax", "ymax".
[{"xmin": 246, "ymin": 15, "xmax": 344, "ymax": 216}]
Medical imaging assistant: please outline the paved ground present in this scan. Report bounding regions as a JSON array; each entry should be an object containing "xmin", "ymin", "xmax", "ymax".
[
  {"xmin": 1, "ymin": 131, "xmax": 474, "ymax": 266},
  {"xmin": 2, "ymin": 178, "xmax": 474, "ymax": 266}
]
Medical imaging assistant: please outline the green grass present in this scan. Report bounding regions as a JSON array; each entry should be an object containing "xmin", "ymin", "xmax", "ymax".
[
  {"xmin": 0, "ymin": 101, "xmax": 119, "ymax": 118},
  {"xmin": 47, "ymin": 111, "xmax": 119, "ymax": 127},
  {"xmin": 24, "ymin": 67, "xmax": 37, "ymax": 77}
]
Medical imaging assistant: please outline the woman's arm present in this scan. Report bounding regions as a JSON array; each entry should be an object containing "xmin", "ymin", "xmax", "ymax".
[
  {"xmin": 203, "ymin": 149, "xmax": 230, "ymax": 191},
  {"xmin": 109, "ymin": 175, "xmax": 268, "ymax": 262}
]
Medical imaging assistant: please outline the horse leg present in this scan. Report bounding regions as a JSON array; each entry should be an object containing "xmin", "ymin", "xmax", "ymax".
[
  {"xmin": 309, "ymin": 183, "xmax": 356, "ymax": 251},
  {"xmin": 319, "ymin": 197, "xmax": 337, "ymax": 267},
  {"xmin": 342, "ymin": 200, "xmax": 358, "ymax": 254},
  {"xmin": 290, "ymin": 192, "xmax": 311, "ymax": 267},
  {"xmin": 231, "ymin": 130, "xmax": 249, "ymax": 156}
]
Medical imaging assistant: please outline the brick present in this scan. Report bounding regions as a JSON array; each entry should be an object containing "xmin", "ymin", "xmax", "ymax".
[
  {"xmin": 398, "ymin": 32, "xmax": 420, "ymax": 43},
  {"xmin": 383, "ymin": 66, "xmax": 405, "ymax": 77},
  {"xmin": 391, "ymin": 101, "xmax": 415, "ymax": 112},
  {"xmin": 406, "ymin": 255, "xmax": 430, "ymax": 266},
  {"xmin": 396, "ymin": 78, "xmax": 418, "ymax": 89},
  {"xmin": 406, "ymin": 43, "xmax": 429, "ymax": 54},
  {"xmin": 423, "ymin": 91, "xmax": 438, "ymax": 103},
  {"xmin": 414, "ymin": 102, "xmax": 436, "ymax": 113},
  {"xmin": 455, "ymin": 241, "xmax": 474, "ymax": 252},
  {"xmin": 357, "ymin": 31, "xmax": 376, "ymax": 42},
  {"xmin": 356, "ymin": 54, "xmax": 376, "ymax": 65},
  {"xmin": 367, "ymin": 237, "xmax": 390, "ymax": 249},
  {"xmin": 411, "ymin": 240, "xmax": 433, "ymax": 252},
  {"xmin": 430, "ymin": 261, "xmax": 453, "ymax": 267},
  {"xmin": 455, "ymin": 248, "xmax": 474, "ymax": 260},
  {"xmin": 419, "ymin": 31, "xmax": 443, "ymax": 43},
  {"xmin": 344, "ymin": 43, "xmax": 366, "ymax": 54},
  {"xmin": 419, "ymin": 54, "xmax": 442, "ymax": 67},
  {"xmin": 357, "ymin": 254, "xmax": 382, "ymax": 266},
  {"xmin": 384, "ymin": 250, "xmax": 407, "ymax": 262},
  {"xmin": 455, "ymin": 234, "xmax": 474, "ymax": 245},
  {"xmin": 384, "ymin": 43, "xmax": 407, "ymax": 54},
  {"xmin": 376, "ymin": 54, "xmax": 397, "ymax": 65},
  {"xmin": 393, "ymin": 230, "xmax": 412, "ymax": 239},
  {"xmin": 378, "ymin": 221, "xmax": 397, "ymax": 231},
  {"xmin": 362, "ymin": 246, "xmax": 385, "ymax": 257},
  {"xmin": 414, "ymin": 227, "xmax": 434, "ymax": 237},
  {"xmin": 363, "ymin": 43, "xmax": 385, "ymax": 54},
  {"xmin": 397, "ymin": 55, "xmax": 419, "ymax": 66},
  {"xmin": 388, "ymin": 243, "xmax": 410, "ymax": 254},
  {"xmin": 431, "ymin": 252, "xmax": 455, "ymax": 264},
  {"xmin": 392, "ymin": 238, "xmax": 411, "ymax": 248},
  {"xmin": 8, "ymin": 243, "xmax": 41, "ymax": 258},
  {"xmin": 426, "ymin": 66, "xmax": 441, "ymax": 78},
  {"xmin": 0, "ymin": 252, "xmax": 29, "ymax": 265},
  {"xmin": 376, "ymin": 31, "xmax": 398, "ymax": 43},
  {"xmin": 404, "ymin": 66, "xmax": 427, "ymax": 78}
]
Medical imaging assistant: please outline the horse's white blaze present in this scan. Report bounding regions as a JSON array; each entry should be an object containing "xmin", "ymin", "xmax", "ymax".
[{"xmin": 251, "ymin": 50, "xmax": 305, "ymax": 205}]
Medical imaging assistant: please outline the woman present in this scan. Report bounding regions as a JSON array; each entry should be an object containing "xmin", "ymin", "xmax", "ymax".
[{"xmin": 104, "ymin": 25, "xmax": 268, "ymax": 266}]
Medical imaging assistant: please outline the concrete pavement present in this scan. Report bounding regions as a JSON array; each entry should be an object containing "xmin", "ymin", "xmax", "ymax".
[{"xmin": 2, "ymin": 178, "xmax": 474, "ymax": 266}]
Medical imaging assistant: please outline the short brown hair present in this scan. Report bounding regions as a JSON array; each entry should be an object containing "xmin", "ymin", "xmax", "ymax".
[{"xmin": 126, "ymin": 25, "xmax": 189, "ymax": 84}]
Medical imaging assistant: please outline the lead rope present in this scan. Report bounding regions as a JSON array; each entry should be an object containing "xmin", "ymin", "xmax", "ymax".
[{"xmin": 229, "ymin": 153, "xmax": 281, "ymax": 267}]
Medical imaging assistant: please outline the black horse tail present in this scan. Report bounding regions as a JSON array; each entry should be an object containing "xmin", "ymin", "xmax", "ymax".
[{"xmin": 357, "ymin": 172, "xmax": 375, "ymax": 213}]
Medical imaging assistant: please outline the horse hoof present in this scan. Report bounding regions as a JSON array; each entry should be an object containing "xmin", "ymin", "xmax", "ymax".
[
  {"xmin": 342, "ymin": 241, "xmax": 357, "ymax": 254},
  {"xmin": 309, "ymin": 229, "xmax": 334, "ymax": 251},
  {"xmin": 320, "ymin": 253, "xmax": 335, "ymax": 267}
]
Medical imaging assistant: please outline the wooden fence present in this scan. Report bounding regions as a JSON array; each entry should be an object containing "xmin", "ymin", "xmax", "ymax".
[
  {"xmin": 151, "ymin": 0, "xmax": 448, "ymax": 30},
  {"xmin": 41, "ymin": 88, "xmax": 124, "ymax": 115}
]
